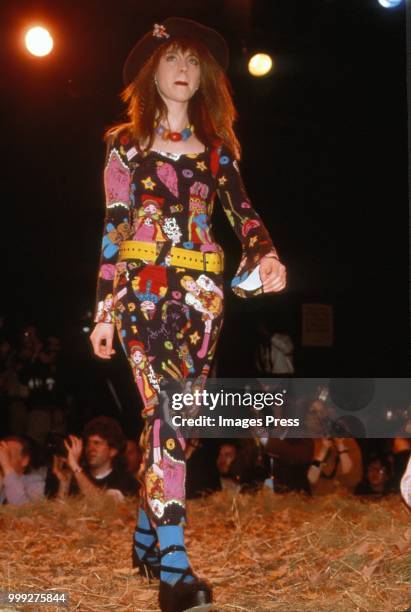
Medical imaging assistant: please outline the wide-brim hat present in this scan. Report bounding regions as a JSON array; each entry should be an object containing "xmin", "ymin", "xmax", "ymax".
[{"xmin": 123, "ymin": 17, "xmax": 229, "ymax": 86}]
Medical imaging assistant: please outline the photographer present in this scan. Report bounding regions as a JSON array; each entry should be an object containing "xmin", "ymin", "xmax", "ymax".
[
  {"xmin": 52, "ymin": 417, "xmax": 138, "ymax": 501},
  {"xmin": 0, "ymin": 436, "xmax": 46, "ymax": 505}
]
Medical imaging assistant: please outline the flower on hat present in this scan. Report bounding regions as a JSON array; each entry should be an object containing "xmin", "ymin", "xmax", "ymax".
[{"xmin": 152, "ymin": 23, "xmax": 170, "ymax": 39}]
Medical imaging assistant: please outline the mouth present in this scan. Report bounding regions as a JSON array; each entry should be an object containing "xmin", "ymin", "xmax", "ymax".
[{"xmin": 174, "ymin": 81, "xmax": 188, "ymax": 86}]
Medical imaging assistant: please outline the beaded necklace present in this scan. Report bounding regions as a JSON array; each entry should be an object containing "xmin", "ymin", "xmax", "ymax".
[{"xmin": 154, "ymin": 120, "xmax": 194, "ymax": 142}]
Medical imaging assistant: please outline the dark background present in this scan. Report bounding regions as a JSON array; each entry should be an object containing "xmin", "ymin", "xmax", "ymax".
[{"xmin": 1, "ymin": 0, "xmax": 409, "ymax": 431}]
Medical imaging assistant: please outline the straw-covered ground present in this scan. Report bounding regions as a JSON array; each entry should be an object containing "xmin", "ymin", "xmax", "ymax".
[{"xmin": 0, "ymin": 490, "xmax": 410, "ymax": 611}]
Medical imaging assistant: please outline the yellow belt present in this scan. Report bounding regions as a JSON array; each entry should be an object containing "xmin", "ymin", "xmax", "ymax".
[{"xmin": 118, "ymin": 240, "xmax": 224, "ymax": 273}]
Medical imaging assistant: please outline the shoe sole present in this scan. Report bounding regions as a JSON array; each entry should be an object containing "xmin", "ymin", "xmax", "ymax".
[{"xmin": 183, "ymin": 605, "xmax": 212, "ymax": 612}]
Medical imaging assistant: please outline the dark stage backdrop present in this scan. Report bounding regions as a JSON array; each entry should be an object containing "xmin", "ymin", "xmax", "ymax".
[{"xmin": 1, "ymin": 0, "xmax": 409, "ymax": 431}]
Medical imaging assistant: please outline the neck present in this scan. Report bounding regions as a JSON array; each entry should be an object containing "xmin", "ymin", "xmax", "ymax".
[
  {"xmin": 159, "ymin": 101, "xmax": 190, "ymax": 132},
  {"xmin": 90, "ymin": 462, "xmax": 112, "ymax": 478}
]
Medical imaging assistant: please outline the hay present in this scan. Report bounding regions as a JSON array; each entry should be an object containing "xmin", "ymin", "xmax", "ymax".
[{"xmin": 0, "ymin": 491, "xmax": 410, "ymax": 611}]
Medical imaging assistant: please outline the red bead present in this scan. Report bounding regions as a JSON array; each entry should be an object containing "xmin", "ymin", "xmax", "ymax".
[{"xmin": 169, "ymin": 132, "xmax": 182, "ymax": 141}]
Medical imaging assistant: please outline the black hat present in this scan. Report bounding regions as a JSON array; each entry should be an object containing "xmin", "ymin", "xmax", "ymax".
[{"xmin": 122, "ymin": 17, "xmax": 229, "ymax": 86}]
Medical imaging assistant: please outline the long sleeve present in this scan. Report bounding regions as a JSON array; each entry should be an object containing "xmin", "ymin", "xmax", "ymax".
[
  {"xmin": 215, "ymin": 145, "xmax": 280, "ymax": 298},
  {"xmin": 2, "ymin": 469, "xmax": 46, "ymax": 505},
  {"xmin": 94, "ymin": 133, "xmax": 133, "ymax": 323}
]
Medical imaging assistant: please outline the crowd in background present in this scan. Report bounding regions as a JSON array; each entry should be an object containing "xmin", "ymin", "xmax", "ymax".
[{"xmin": 0, "ymin": 318, "xmax": 410, "ymax": 508}]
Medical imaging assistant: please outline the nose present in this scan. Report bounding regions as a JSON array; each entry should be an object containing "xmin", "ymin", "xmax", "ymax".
[{"xmin": 177, "ymin": 57, "xmax": 189, "ymax": 72}]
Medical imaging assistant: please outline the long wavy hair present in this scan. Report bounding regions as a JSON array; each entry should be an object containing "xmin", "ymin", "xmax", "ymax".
[{"xmin": 105, "ymin": 37, "xmax": 241, "ymax": 159}]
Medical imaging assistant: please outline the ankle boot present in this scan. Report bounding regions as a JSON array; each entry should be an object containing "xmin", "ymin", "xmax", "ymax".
[{"xmin": 159, "ymin": 545, "xmax": 212, "ymax": 612}]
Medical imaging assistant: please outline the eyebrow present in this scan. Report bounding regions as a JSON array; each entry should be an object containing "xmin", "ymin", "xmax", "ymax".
[{"xmin": 166, "ymin": 48, "xmax": 199, "ymax": 58}]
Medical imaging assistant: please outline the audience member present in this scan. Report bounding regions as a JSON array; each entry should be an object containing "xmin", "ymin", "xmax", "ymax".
[
  {"xmin": 52, "ymin": 416, "xmax": 138, "ymax": 501},
  {"xmin": 0, "ymin": 436, "xmax": 46, "ymax": 505},
  {"xmin": 355, "ymin": 455, "xmax": 394, "ymax": 497},
  {"xmin": 216, "ymin": 442, "xmax": 241, "ymax": 492},
  {"xmin": 307, "ymin": 437, "xmax": 363, "ymax": 495},
  {"xmin": 125, "ymin": 438, "xmax": 142, "ymax": 480}
]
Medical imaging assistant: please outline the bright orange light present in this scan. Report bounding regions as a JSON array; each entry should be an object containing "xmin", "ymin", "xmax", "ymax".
[
  {"xmin": 248, "ymin": 53, "xmax": 273, "ymax": 77},
  {"xmin": 25, "ymin": 26, "xmax": 53, "ymax": 57}
]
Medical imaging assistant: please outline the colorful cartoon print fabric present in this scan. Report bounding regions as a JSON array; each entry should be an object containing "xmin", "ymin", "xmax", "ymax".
[{"xmin": 93, "ymin": 129, "xmax": 277, "ymax": 525}]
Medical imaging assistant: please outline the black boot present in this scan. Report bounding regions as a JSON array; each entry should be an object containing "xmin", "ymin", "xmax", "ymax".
[
  {"xmin": 159, "ymin": 545, "xmax": 213, "ymax": 612},
  {"xmin": 132, "ymin": 526, "xmax": 161, "ymax": 580}
]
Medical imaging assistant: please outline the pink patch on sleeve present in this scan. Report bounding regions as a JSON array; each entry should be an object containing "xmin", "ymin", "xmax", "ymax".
[{"xmin": 104, "ymin": 150, "xmax": 131, "ymax": 206}]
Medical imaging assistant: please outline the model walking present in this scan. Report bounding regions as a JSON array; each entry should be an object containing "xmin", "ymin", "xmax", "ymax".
[{"xmin": 90, "ymin": 17, "xmax": 286, "ymax": 612}]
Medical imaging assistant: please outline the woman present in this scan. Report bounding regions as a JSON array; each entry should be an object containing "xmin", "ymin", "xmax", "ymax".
[{"xmin": 90, "ymin": 17, "xmax": 286, "ymax": 612}]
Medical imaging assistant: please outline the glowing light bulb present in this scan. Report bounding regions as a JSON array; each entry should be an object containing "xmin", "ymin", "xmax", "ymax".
[
  {"xmin": 248, "ymin": 53, "xmax": 273, "ymax": 77},
  {"xmin": 25, "ymin": 26, "xmax": 53, "ymax": 57},
  {"xmin": 378, "ymin": 0, "xmax": 402, "ymax": 7}
]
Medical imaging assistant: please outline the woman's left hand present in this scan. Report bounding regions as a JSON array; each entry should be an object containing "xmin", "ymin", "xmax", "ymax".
[{"xmin": 260, "ymin": 255, "xmax": 287, "ymax": 293}]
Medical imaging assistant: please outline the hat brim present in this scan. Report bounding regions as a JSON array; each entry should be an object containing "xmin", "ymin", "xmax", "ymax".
[{"xmin": 123, "ymin": 17, "xmax": 229, "ymax": 86}]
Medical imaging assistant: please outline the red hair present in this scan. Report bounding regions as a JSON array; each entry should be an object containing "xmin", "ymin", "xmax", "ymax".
[{"xmin": 105, "ymin": 37, "xmax": 241, "ymax": 159}]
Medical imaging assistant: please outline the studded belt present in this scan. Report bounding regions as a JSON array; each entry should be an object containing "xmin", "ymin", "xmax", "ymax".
[{"xmin": 118, "ymin": 240, "xmax": 224, "ymax": 273}]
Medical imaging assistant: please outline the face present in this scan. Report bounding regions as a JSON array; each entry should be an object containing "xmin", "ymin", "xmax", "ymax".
[
  {"xmin": 132, "ymin": 349, "xmax": 143, "ymax": 365},
  {"xmin": 85, "ymin": 435, "xmax": 117, "ymax": 469},
  {"xmin": 216, "ymin": 444, "xmax": 237, "ymax": 476},
  {"xmin": 155, "ymin": 46, "xmax": 201, "ymax": 105},
  {"xmin": 2, "ymin": 441, "xmax": 30, "ymax": 474},
  {"xmin": 185, "ymin": 279, "xmax": 197, "ymax": 292},
  {"xmin": 144, "ymin": 203, "xmax": 157, "ymax": 215},
  {"xmin": 367, "ymin": 460, "xmax": 389, "ymax": 488}
]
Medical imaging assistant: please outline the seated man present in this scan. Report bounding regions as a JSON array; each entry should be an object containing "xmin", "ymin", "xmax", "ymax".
[
  {"xmin": 52, "ymin": 416, "xmax": 138, "ymax": 501},
  {"xmin": 125, "ymin": 437, "xmax": 141, "ymax": 480},
  {"xmin": 355, "ymin": 455, "xmax": 393, "ymax": 497},
  {"xmin": 216, "ymin": 442, "xmax": 241, "ymax": 492},
  {"xmin": 0, "ymin": 436, "xmax": 46, "ymax": 505}
]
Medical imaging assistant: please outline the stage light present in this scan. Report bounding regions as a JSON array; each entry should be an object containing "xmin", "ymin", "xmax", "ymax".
[
  {"xmin": 82, "ymin": 326, "xmax": 91, "ymax": 333},
  {"xmin": 25, "ymin": 26, "xmax": 53, "ymax": 57},
  {"xmin": 378, "ymin": 0, "xmax": 403, "ymax": 7},
  {"xmin": 248, "ymin": 53, "xmax": 273, "ymax": 77}
]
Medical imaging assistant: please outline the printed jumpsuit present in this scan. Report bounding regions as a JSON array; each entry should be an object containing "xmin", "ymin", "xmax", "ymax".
[{"xmin": 94, "ymin": 128, "xmax": 278, "ymax": 526}]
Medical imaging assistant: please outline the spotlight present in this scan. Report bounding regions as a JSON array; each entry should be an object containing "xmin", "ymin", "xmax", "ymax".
[
  {"xmin": 248, "ymin": 53, "xmax": 273, "ymax": 77},
  {"xmin": 82, "ymin": 326, "xmax": 91, "ymax": 334},
  {"xmin": 378, "ymin": 0, "xmax": 403, "ymax": 7},
  {"xmin": 25, "ymin": 26, "xmax": 53, "ymax": 57}
]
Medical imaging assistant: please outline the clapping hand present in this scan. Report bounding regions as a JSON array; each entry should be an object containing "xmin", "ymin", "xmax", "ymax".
[
  {"xmin": 52, "ymin": 455, "xmax": 72, "ymax": 483},
  {"xmin": 64, "ymin": 435, "xmax": 83, "ymax": 472}
]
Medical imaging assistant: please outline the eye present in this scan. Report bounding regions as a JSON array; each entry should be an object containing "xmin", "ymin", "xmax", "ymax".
[
  {"xmin": 189, "ymin": 56, "xmax": 199, "ymax": 66},
  {"xmin": 166, "ymin": 53, "xmax": 177, "ymax": 61}
]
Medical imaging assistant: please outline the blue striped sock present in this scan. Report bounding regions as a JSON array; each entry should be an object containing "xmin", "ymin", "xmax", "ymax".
[
  {"xmin": 134, "ymin": 508, "xmax": 158, "ymax": 565},
  {"xmin": 157, "ymin": 525, "xmax": 195, "ymax": 585}
]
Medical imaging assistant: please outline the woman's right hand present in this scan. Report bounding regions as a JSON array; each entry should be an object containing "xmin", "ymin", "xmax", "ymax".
[{"xmin": 90, "ymin": 322, "xmax": 116, "ymax": 359}]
